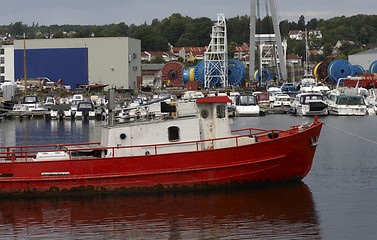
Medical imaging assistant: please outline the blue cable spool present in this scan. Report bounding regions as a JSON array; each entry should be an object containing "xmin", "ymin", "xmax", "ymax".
[
  {"xmin": 183, "ymin": 68, "xmax": 195, "ymax": 83},
  {"xmin": 351, "ymin": 65, "xmax": 365, "ymax": 76},
  {"xmin": 205, "ymin": 61, "xmax": 221, "ymax": 87},
  {"xmin": 327, "ymin": 60, "xmax": 352, "ymax": 83},
  {"xmin": 369, "ymin": 60, "xmax": 377, "ymax": 73},
  {"xmin": 194, "ymin": 60, "xmax": 220, "ymax": 87},
  {"xmin": 228, "ymin": 59, "xmax": 246, "ymax": 86},
  {"xmin": 194, "ymin": 60, "xmax": 205, "ymax": 83},
  {"xmin": 253, "ymin": 68, "xmax": 271, "ymax": 82}
]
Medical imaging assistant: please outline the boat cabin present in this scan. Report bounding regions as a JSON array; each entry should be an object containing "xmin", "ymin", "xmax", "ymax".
[{"xmin": 100, "ymin": 96, "xmax": 234, "ymax": 157}]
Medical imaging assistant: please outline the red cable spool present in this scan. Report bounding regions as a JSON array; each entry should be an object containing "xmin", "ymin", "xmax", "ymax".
[{"xmin": 161, "ymin": 62, "xmax": 184, "ymax": 87}]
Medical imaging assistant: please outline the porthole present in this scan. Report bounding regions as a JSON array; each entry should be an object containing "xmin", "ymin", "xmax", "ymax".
[
  {"xmin": 120, "ymin": 133, "xmax": 126, "ymax": 140},
  {"xmin": 201, "ymin": 109, "xmax": 209, "ymax": 118}
]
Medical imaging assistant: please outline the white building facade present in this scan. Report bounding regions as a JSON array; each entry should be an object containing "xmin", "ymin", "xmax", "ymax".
[
  {"xmin": 348, "ymin": 48, "xmax": 377, "ymax": 72},
  {"xmin": 0, "ymin": 44, "xmax": 14, "ymax": 82}
]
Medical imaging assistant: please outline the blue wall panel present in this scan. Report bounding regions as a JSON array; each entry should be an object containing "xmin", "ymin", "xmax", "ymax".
[{"xmin": 14, "ymin": 48, "xmax": 88, "ymax": 89}]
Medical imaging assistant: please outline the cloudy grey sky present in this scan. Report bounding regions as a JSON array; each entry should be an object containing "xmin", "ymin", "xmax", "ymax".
[{"xmin": 1, "ymin": 0, "xmax": 375, "ymax": 26}]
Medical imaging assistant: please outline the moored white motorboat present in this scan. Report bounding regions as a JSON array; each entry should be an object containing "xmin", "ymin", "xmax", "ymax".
[
  {"xmin": 233, "ymin": 93, "xmax": 260, "ymax": 117},
  {"xmin": 291, "ymin": 92, "xmax": 328, "ymax": 116},
  {"xmin": 270, "ymin": 93, "xmax": 291, "ymax": 109},
  {"xmin": 326, "ymin": 90, "xmax": 367, "ymax": 116}
]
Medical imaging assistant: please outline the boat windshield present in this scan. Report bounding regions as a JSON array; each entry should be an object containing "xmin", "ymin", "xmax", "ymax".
[
  {"xmin": 336, "ymin": 96, "xmax": 365, "ymax": 105},
  {"xmin": 23, "ymin": 96, "xmax": 38, "ymax": 103},
  {"xmin": 300, "ymin": 94, "xmax": 323, "ymax": 104},
  {"xmin": 236, "ymin": 95, "xmax": 257, "ymax": 106}
]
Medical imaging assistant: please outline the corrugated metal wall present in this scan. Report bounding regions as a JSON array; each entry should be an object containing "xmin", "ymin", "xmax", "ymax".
[{"xmin": 14, "ymin": 48, "xmax": 88, "ymax": 89}]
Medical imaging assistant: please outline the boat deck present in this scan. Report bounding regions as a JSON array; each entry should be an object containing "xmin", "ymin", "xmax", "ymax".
[{"xmin": 0, "ymin": 123, "xmax": 310, "ymax": 163}]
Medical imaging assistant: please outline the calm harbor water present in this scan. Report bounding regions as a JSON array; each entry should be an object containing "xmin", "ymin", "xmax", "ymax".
[{"xmin": 0, "ymin": 115, "xmax": 377, "ymax": 239}]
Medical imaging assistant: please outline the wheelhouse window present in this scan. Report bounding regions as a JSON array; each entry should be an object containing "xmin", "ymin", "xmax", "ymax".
[
  {"xmin": 216, "ymin": 105, "xmax": 226, "ymax": 118},
  {"xmin": 168, "ymin": 126, "xmax": 180, "ymax": 142}
]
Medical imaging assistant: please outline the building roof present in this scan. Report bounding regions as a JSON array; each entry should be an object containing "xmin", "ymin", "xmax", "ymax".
[
  {"xmin": 287, "ymin": 54, "xmax": 301, "ymax": 59},
  {"xmin": 171, "ymin": 46, "xmax": 208, "ymax": 53},
  {"xmin": 196, "ymin": 96, "xmax": 231, "ymax": 103},
  {"xmin": 235, "ymin": 43, "xmax": 249, "ymax": 52},
  {"xmin": 288, "ymin": 30, "xmax": 303, "ymax": 35},
  {"xmin": 143, "ymin": 51, "xmax": 177, "ymax": 57}
]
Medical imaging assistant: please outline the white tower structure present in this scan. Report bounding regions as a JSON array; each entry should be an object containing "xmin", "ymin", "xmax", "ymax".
[
  {"xmin": 204, "ymin": 13, "xmax": 228, "ymax": 88},
  {"xmin": 249, "ymin": 0, "xmax": 287, "ymax": 82}
]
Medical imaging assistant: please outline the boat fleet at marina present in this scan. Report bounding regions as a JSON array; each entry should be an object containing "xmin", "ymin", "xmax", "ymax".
[
  {"xmin": 231, "ymin": 76, "xmax": 377, "ymax": 117},
  {"xmin": 1, "ymin": 75, "xmax": 377, "ymax": 122}
]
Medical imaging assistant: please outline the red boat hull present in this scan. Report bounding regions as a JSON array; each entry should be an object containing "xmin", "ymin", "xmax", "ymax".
[{"xmin": 0, "ymin": 122, "xmax": 322, "ymax": 195}]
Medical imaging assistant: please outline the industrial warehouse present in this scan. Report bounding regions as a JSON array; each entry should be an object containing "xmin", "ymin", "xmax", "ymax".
[{"xmin": 6, "ymin": 37, "xmax": 141, "ymax": 90}]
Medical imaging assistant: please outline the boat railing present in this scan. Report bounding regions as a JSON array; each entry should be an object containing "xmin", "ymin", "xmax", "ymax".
[
  {"xmin": 0, "ymin": 127, "xmax": 296, "ymax": 162},
  {"xmin": 0, "ymin": 142, "xmax": 101, "ymax": 161}
]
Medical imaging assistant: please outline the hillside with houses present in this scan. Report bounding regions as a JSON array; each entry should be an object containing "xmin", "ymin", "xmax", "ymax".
[{"xmin": 1, "ymin": 14, "xmax": 377, "ymax": 75}]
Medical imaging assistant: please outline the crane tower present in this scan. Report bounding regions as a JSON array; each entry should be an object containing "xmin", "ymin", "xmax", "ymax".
[
  {"xmin": 249, "ymin": 0, "xmax": 287, "ymax": 82},
  {"xmin": 204, "ymin": 13, "xmax": 228, "ymax": 88}
]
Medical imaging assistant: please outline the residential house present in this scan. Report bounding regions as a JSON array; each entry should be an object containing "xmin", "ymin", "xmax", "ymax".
[
  {"xmin": 234, "ymin": 43, "xmax": 250, "ymax": 61},
  {"xmin": 170, "ymin": 46, "xmax": 207, "ymax": 62},
  {"xmin": 288, "ymin": 30, "xmax": 304, "ymax": 40},
  {"xmin": 332, "ymin": 40, "xmax": 356, "ymax": 55},
  {"xmin": 141, "ymin": 51, "xmax": 178, "ymax": 62},
  {"xmin": 286, "ymin": 54, "xmax": 302, "ymax": 66},
  {"xmin": 309, "ymin": 30, "xmax": 322, "ymax": 39}
]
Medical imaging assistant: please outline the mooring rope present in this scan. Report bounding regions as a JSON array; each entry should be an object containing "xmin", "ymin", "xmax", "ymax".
[{"xmin": 324, "ymin": 123, "xmax": 377, "ymax": 145}]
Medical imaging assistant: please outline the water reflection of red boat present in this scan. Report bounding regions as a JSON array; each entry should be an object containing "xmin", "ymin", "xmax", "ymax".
[
  {"xmin": 0, "ymin": 183, "xmax": 320, "ymax": 239},
  {"xmin": 0, "ymin": 94, "xmax": 322, "ymax": 195}
]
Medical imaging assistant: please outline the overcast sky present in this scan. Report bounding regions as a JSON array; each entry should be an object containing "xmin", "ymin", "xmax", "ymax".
[{"xmin": 1, "ymin": 0, "xmax": 375, "ymax": 26}]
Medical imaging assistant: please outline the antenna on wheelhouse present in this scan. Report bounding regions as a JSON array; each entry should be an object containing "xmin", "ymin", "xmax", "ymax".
[{"xmin": 107, "ymin": 88, "xmax": 116, "ymax": 126}]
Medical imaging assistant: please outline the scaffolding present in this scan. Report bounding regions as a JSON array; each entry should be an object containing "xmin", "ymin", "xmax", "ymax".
[{"xmin": 204, "ymin": 13, "xmax": 228, "ymax": 88}]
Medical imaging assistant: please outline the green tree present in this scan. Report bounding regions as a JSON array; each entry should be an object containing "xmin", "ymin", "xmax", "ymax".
[
  {"xmin": 131, "ymin": 25, "xmax": 168, "ymax": 51},
  {"xmin": 279, "ymin": 20, "xmax": 290, "ymax": 37},
  {"xmin": 150, "ymin": 55, "xmax": 165, "ymax": 64},
  {"xmin": 8, "ymin": 22, "xmax": 27, "ymax": 37},
  {"xmin": 176, "ymin": 17, "xmax": 212, "ymax": 46},
  {"xmin": 228, "ymin": 42, "xmax": 238, "ymax": 58},
  {"xmin": 159, "ymin": 13, "xmax": 189, "ymax": 46},
  {"xmin": 227, "ymin": 15, "xmax": 250, "ymax": 43},
  {"xmin": 298, "ymin": 15, "xmax": 306, "ymax": 30}
]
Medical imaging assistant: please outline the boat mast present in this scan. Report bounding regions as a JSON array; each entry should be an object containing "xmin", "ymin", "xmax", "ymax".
[
  {"xmin": 305, "ymin": 28, "xmax": 310, "ymax": 76},
  {"xmin": 23, "ymin": 33, "xmax": 27, "ymax": 94}
]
